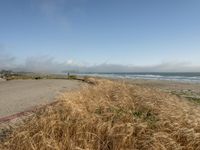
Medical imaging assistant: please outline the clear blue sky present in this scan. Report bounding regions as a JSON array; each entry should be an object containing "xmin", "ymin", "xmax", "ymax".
[{"xmin": 0, "ymin": 0, "xmax": 200, "ymax": 71}]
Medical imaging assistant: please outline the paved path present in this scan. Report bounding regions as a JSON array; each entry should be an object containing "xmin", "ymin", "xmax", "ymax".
[{"xmin": 0, "ymin": 79, "xmax": 81, "ymax": 117}]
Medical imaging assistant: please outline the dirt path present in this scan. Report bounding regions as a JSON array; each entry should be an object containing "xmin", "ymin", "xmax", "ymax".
[{"xmin": 0, "ymin": 79, "xmax": 81, "ymax": 118}]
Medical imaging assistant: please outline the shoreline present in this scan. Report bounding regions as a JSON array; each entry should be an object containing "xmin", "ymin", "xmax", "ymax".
[{"xmin": 75, "ymin": 72, "xmax": 200, "ymax": 84}]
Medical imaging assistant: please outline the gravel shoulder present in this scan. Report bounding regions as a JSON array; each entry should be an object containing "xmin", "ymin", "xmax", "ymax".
[{"xmin": 0, "ymin": 79, "xmax": 82, "ymax": 117}]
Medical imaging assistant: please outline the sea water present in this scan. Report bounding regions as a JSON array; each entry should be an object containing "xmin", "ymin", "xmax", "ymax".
[{"xmin": 76, "ymin": 72, "xmax": 200, "ymax": 83}]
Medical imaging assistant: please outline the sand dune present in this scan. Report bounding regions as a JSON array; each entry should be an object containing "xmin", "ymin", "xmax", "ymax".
[{"xmin": 1, "ymin": 79, "xmax": 200, "ymax": 149}]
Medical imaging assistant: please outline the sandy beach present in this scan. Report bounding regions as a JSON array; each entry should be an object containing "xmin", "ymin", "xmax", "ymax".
[
  {"xmin": 0, "ymin": 79, "xmax": 81, "ymax": 118},
  {"xmin": 127, "ymin": 79, "xmax": 200, "ymax": 102},
  {"xmin": 129, "ymin": 79, "xmax": 200, "ymax": 91}
]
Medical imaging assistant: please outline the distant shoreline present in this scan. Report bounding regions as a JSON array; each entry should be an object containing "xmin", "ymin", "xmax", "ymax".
[{"xmin": 75, "ymin": 72, "xmax": 200, "ymax": 83}]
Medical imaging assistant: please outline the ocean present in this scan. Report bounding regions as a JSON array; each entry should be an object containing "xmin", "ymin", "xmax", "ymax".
[{"xmin": 77, "ymin": 72, "xmax": 200, "ymax": 83}]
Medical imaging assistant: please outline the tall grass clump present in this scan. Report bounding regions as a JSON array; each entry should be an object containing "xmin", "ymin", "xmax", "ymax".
[{"xmin": 1, "ymin": 79, "xmax": 200, "ymax": 149}]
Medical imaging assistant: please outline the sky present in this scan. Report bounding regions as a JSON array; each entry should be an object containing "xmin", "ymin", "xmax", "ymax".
[{"xmin": 0, "ymin": 0, "xmax": 200, "ymax": 72}]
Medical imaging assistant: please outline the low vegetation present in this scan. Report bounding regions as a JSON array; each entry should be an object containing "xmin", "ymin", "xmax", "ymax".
[
  {"xmin": 1, "ymin": 79, "xmax": 200, "ymax": 149},
  {"xmin": 170, "ymin": 90, "xmax": 200, "ymax": 104},
  {"xmin": 0, "ymin": 70, "xmax": 80, "ymax": 81}
]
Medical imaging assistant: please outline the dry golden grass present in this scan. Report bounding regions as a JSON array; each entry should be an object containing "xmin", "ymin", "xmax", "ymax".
[{"xmin": 1, "ymin": 78, "xmax": 200, "ymax": 149}]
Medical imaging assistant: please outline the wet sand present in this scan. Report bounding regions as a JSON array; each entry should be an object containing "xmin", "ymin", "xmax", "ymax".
[{"xmin": 0, "ymin": 79, "xmax": 81, "ymax": 117}]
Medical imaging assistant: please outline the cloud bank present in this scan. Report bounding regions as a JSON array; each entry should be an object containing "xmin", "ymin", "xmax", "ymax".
[
  {"xmin": 0, "ymin": 45, "xmax": 199, "ymax": 73},
  {"xmin": 0, "ymin": 47, "xmax": 17, "ymax": 70},
  {"xmin": 0, "ymin": 53, "xmax": 200, "ymax": 73}
]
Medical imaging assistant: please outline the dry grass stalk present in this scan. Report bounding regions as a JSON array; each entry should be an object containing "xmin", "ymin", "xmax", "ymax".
[{"xmin": 1, "ymin": 78, "xmax": 200, "ymax": 149}]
